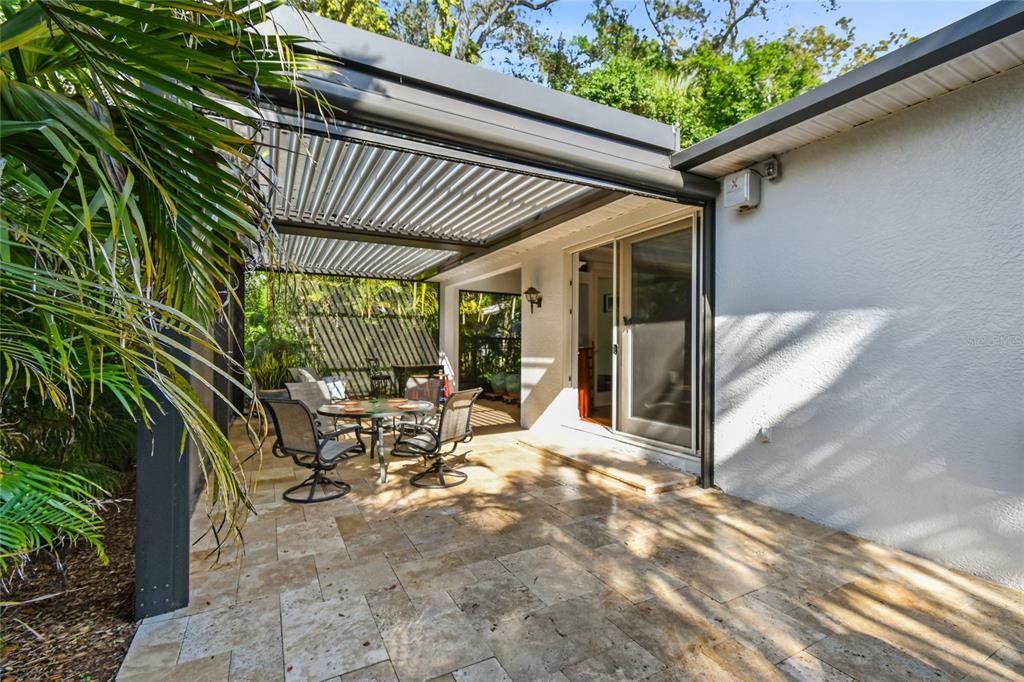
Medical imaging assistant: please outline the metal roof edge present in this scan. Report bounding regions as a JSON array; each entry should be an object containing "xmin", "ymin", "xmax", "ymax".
[
  {"xmin": 258, "ymin": 6, "xmax": 680, "ymax": 153},
  {"xmin": 669, "ymin": 1, "xmax": 1024, "ymax": 171}
]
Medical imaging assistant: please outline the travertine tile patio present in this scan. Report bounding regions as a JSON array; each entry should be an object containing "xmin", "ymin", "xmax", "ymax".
[{"xmin": 119, "ymin": 405, "xmax": 1024, "ymax": 682}]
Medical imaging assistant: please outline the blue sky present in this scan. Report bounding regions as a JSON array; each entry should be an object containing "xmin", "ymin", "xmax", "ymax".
[{"xmin": 484, "ymin": 0, "xmax": 991, "ymax": 70}]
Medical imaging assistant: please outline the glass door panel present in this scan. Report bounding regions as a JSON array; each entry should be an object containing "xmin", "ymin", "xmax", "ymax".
[{"xmin": 617, "ymin": 221, "xmax": 694, "ymax": 447}]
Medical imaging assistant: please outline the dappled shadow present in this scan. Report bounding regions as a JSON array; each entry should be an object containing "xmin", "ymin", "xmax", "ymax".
[
  {"xmin": 137, "ymin": 411, "xmax": 1024, "ymax": 681},
  {"xmin": 714, "ymin": 306, "xmax": 1022, "ymax": 589}
]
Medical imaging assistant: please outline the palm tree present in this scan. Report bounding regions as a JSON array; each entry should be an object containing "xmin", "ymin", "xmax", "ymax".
[{"xmin": 0, "ymin": 0, "xmax": 310, "ymax": 573}]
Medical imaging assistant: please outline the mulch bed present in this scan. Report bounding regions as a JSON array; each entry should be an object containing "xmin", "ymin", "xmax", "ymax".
[{"xmin": 1, "ymin": 475, "xmax": 138, "ymax": 682}]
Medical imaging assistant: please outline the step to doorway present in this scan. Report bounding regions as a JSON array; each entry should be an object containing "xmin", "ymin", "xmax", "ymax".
[{"xmin": 516, "ymin": 428, "xmax": 697, "ymax": 496}]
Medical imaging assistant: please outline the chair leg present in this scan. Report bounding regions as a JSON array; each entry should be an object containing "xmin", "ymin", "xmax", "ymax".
[
  {"xmin": 283, "ymin": 467, "xmax": 351, "ymax": 503},
  {"xmin": 409, "ymin": 458, "xmax": 467, "ymax": 489}
]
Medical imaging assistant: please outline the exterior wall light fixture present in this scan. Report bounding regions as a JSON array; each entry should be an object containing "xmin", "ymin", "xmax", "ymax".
[{"xmin": 523, "ymin": 287, "xmax": 542, "ymax": 313}]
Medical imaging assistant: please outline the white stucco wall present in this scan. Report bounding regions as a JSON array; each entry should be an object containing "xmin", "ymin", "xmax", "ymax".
[{"xmin": 714, "ymin": 65, "xmax": 1024, "ymax": 588}]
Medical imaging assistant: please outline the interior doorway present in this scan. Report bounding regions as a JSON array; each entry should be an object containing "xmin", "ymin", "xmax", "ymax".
[
  {"xmin": 572, "ymin": 216, "xmax": 698, "ymax": 451},
  {"xmin": 576, "ymin": 244, "xmax": 614, "ymax": 426}
]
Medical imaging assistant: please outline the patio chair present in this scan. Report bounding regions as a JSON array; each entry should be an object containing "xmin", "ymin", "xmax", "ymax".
[
  {"xmin": 394, "ymin": 375, "xmax": 444, "ymax": 435},
  {"xmin": 261, "ymin": 398, "xmax": 359, "ymax": 503},
  {"xmin": 392, "ymin": 387, "xmax": 482, "ymax": 488},
  {"xmin": 285, "ymin": 381, "xmax": 366, "ymax": 454}
]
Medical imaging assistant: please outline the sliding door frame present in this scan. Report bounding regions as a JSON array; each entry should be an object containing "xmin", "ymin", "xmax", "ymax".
[{"xmin": 565, "ymin": 205, "xmax": 708, "ymax": 474}]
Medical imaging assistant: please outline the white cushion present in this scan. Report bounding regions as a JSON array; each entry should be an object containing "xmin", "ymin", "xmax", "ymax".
[{"xmin": 323, "ymin": 376, "xmax": 347, "ymax": 400}]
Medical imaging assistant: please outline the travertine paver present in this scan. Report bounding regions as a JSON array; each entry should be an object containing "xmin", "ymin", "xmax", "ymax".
[
  {"xmin": 119, "ymin": 405, "xmax": 1024, "ymax": 681},
  {"xmin": 452, "ymin": 657, "xmax": 512, "ymax": 681},
  {"xmin": 497, "ymin": 545, "xmax": 605, "ymax": 605},
  {"xmin": 281, "ymin": 595, "xmax": 388, "ymax": 681}
]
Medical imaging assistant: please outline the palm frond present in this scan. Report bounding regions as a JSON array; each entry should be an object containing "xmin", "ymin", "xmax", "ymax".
[
  {"xmin": 0, "ymin": 0, "xmax": 318, "ymax": 568},
  {"xmin": 0, "ymin": 458, "xmax": 108, "ymax": 576}
]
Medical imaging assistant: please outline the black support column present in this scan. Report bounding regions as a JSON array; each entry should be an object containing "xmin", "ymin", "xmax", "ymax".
[
  {"xmin": 699, "ymin": 201, "xmax": 716, "ymax": 489},
  {"xmin": 230, "ymin": 265, "xmax": 247, "ymax": 413},
  {"xmin": 134, "ymin": 379, "xmax": 191, "ymax": 619}
]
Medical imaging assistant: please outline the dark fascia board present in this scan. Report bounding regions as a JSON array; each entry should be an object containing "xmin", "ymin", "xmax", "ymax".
[
  {"xmin": 275, "ymin": 219, "xmax": 486, "ymax": 255},
  {"xmin": 260, "ymin": 6, "xmax": 679, "ymax": 154},
  {"xmin": 670, "ymin": 1, "xmax": 1024, "ymax": 171}
]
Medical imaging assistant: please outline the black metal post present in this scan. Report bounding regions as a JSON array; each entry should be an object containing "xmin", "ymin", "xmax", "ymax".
[
  {"xmin": 230, "ymin": 263, "xmax": 246, "ymax": 412},
  {"xmin": 134, "ymin": 382, "xmax": 191, "ymax": 619},
  {"xmin": 700, "ymin": 200, "xmax": 717, "ymax": 489}
]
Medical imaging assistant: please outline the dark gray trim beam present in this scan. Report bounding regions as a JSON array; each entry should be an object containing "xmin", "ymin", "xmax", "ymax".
[
  {"xmin": 670, "ymin": 1, "xmax": 1024, "ymax": 171},
  {"xmin": 699, "ymin": 203, "xmax": 715, "ymax": 489},
  {"xmin": 422, "ymin": 189, "xmax": 626, "ymax": 277},
  {"xmin": 275, "ymin": 219, "xmax": 487, "ymax": 255}
]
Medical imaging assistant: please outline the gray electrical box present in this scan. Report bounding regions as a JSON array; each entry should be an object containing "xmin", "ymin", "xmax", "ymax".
[{"xmin": 723, "ymin": 169, "xmax": 760, "ymax": 209}]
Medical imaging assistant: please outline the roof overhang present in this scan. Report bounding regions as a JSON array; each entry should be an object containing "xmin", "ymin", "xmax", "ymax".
[
  {"xmin": 244, "ymin": 9, "xmax": 719, "ymax": 280},
  {"xmin": 256, "ymin": 7, "xmax": 717, "ymax": 202},
  {"xmin": 671, "ymin": 1, "xmax": 1024, "ymax": 178}
]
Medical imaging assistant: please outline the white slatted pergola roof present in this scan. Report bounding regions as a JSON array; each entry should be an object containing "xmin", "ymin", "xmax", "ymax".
[{"xmin": 252, "ymin": 118, "xmax": 608, "ymax": 278}]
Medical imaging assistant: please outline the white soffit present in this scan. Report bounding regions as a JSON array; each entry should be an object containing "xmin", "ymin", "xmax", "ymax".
[{"xmin": 686, "ymin": 29, "xmax": 1024, "ymax": 178}]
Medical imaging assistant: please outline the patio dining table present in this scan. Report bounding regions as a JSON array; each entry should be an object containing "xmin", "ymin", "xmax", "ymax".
[{"xmin": 318, "ymin": 399, "xmax": 435, "ymax": 483}]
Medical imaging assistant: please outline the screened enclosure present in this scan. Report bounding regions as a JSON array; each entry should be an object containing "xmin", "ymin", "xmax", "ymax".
[{"xmin": 458, "ymin": 291, "xmax": 521, "ymax": 393}]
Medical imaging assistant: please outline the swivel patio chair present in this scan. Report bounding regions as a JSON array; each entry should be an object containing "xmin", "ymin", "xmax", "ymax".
[
  {"xmin": 285, "ymin": 381, "xmax": 366, "ymax": 454},
  {"xmin": 391, "ymin": 375, "xmax": 445, "ymax": 441},
  {"xmin": 392, "ymin": 388, "xmax": 482, "ymax": 488},
  {"xmin": 262, "ymin": 398, "xmax": 359, "ymax": 503}
]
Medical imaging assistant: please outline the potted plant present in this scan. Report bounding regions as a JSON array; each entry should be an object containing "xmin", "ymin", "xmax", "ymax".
[
  {"xmin": 490, "ymin": 370, "xmax": 507, "ymax": 396},
  {"xmin": 505, "ymin": 372, "xmax": 521, "ymax": 401}
]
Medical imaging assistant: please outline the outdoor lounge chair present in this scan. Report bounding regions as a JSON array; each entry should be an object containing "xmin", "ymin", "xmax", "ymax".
[
  {"xmin": 288, "ymin": 367, "xmax": 321, "ymax": 382},
  {"xmin": 392, "ymin": 387, "xmax": 482, "ymax": 488},
  {"xmin": 261, "ymin": 398, "xmax": 359, "ymax": 503},
  {"xmin": 285, "ymin": 381, "xmax": 366, "ymax": 454},
  {"xmin": 288, "ymin": 367, "xmax": 349, "ymax": 400}
]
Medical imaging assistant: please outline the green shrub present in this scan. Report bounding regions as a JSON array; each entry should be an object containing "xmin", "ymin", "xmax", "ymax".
[{"xmin": 1, "ymin": 392, "xmax": 134, "ymax": 487}]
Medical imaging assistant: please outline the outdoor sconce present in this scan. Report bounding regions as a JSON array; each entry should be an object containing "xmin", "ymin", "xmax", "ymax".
[{"xmin": 523, "ymin": 287, "xmax": 542, "ymax": 313}]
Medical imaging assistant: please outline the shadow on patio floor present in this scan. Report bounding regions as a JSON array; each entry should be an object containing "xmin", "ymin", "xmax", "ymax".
[{"xmin": 117, "ymin": 407, "xmax": 1023, "ymax": 681}]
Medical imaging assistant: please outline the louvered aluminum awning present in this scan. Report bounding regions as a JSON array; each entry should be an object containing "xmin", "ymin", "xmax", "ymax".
[
  {"xmin": 251, "ymin": 117, "xmax": 615, "ymax": 279},
  {"xmin": 247, "ymin": 9, "xmax": 717, "ymax": 280}
]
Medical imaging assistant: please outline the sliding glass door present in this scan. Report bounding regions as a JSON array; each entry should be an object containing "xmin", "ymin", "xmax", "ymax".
[{"xmin": 617, "ymin": 219, "xmax": 695, "ymax": 447}]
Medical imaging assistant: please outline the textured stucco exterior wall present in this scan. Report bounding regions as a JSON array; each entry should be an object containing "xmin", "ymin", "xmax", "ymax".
[{"xmin": 714, "ymin": 66, "xmax": 1024, "ymax": 587}]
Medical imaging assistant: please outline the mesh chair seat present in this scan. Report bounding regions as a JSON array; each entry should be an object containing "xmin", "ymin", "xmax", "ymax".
[
  {"xmin": 392, "ymin": 388, "xmax": 482, "ymax": 488},
  {"xmin": 262, "ymin": 398, "xmax": 359, "ymax": 503},
  {"xmin": 392, "ymin": 432, "xmax": 438, "ymax": 453}
]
